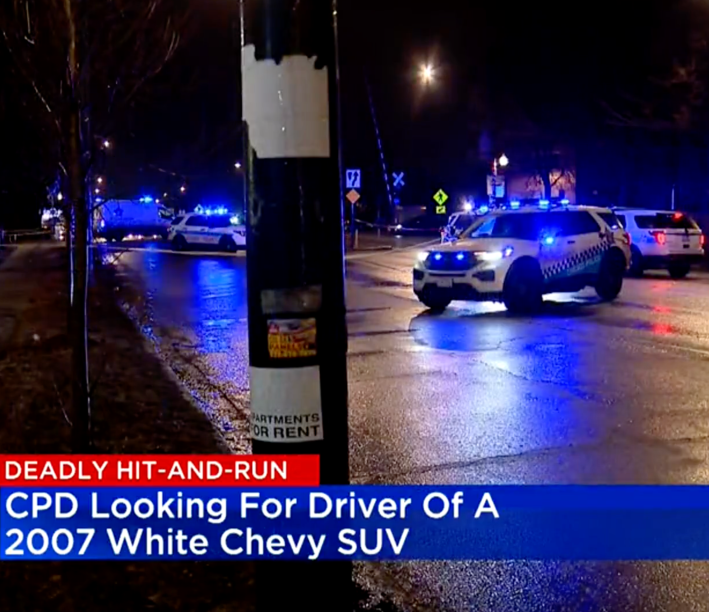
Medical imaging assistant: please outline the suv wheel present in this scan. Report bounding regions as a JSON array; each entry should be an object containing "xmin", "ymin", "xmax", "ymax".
[
  {"xmin": 418, "ymin": 289, "xmax": 451, "ymax": 312},
  {"xmin": 503, "ymin": 258, "xmax": 543, "ymax": 314},
  {"xmin": 596, "ymin": 248, "xmax": 625, "ymax": 301},
  {"xmin": 668, "ymin": 262, "xmax": 690, "ymax": 279},
  {"xmin": 628, "ymin": 245, "xmax": 644, "ymax": 277},
  {"xmin": 219, "ymin": 236, "xmax": 238, "ymax": 253},
  {"xmin": 172, "ymin": 235, "xmax": 187, "ymax": 251}
]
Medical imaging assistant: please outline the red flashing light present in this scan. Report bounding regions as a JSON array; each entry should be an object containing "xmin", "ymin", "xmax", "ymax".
[
  {"xmin": 701, "ymin": 234, "xmax": 705, "ymax": 247},
  {"xmin": 651, "ymin": 230, "xmax": 666, "ymax": 245},
  {"xmin": 673, "ymin": 212, "xmax": 683, "ymax": 220}
]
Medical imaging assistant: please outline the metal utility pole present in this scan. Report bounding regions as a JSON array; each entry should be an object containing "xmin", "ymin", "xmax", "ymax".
[
  {"xmin": 364, "ymin": 69, "xmax": 394, "ymax": 228},
  {"xmin": 241, "ymin": 0, "xmax": 351, "ymax": 609}
]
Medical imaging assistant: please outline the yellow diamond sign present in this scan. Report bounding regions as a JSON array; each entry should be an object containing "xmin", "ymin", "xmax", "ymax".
[
  {"xmin": 433, "ymin": 189, "xmax": 448, "ymax": 205},
  {"xmin": 346, "ymin": 189, "xmax": 360, "ymax": 204}
]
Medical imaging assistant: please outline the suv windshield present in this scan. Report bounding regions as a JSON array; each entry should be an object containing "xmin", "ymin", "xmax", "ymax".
[
  {"xmin": 171, "ymin": 216, "xmax": 184, "ymax": 226},
  {"xmin": 462, "ymin": 211, "xmax": 600, "ymax": 241},
  {"xmin": 634, "ymin": 213, "xmax": 699, "ymax": 230}
]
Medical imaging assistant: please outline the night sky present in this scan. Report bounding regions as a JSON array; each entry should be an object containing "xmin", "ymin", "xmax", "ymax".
[{"xmin": 2, "ymin": 0, "xmax": 708, "ymax": 225}]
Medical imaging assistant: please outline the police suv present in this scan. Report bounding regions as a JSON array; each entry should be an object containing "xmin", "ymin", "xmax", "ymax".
[
  {"xmin": 413, "ymin": 203, "xmax": 631, "ymax": 313},
  {"xmin": 168, "ymin": 212, "xmax": 246, "ymax": 252},
  {"xmin": 612, "ymin": 208, "xmax": 705, "ymax": 278}
]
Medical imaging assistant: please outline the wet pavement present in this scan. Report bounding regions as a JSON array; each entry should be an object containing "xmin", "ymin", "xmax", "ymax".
[{"xmin": 109, "ymin": 241, "xmax": 709, "ymax": 611}]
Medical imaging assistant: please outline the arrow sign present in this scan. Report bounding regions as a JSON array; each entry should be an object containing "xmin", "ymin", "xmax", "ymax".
[
  {"xmin": 345, "ymin": 169, "xmax": 361, "ymax": 189},
  {"xmin": 392, "ymin": 172, "xmax": 405, "ymax": 188}
]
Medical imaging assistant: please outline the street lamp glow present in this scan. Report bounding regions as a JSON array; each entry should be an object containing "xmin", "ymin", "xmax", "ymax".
[
  {"xmin": 95, "ymin": 188, "xmax": 100, "ymax": 194},
  {"xmin": 498, "ymin": 154, "xmax": 509, "ymax": 167},
  {"xmin": 97, "ymin": 177, "xmax": 103, "ymax": 184},
  {"xmin": 235, "ymin": 162, "xmax": 242, "ymax": 169},
  {"xmin": 180, "ymin": 186, "xmax": 186, "ymax": 193},
  {"xmin": 57, "ymin": 192, "xmax": 63, "ymax": 201},
  {"xmin": 420, "ymin": 64, "xmax": 434, "ymax": 84},
  {"xmin": 103, "ymin": 140, "xmax": 110, "ymax": 149}
]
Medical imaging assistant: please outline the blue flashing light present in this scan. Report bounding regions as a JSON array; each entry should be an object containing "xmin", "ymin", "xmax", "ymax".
[
  {"xmin": 543, "ymin": 236, "xmax": 555, "ymax": 245},
  {"xmin": 510, "ymin": 201, "xmax": 520, "ymax": 209},
  {"xmin": 456, "ymin": 253, "xmax": 465, "ymax": 261},
  {"xmin": 434, "ymin": 253, "xmax": 443, "ymax": 261},
  {"xmin": 478, "ymin": 205, "xmax": 489, "ymax": 214},
  {"xmin": 230, "ymin": 215, "xmax": 240, "ymax": 225},
  {"xmin": 195, "ymin": 204, "xmax": 204, "ymax": 214},
  {"xmin": 100, "ymin": 220, "xmax": 105, "ymax": 228},
  {"xmin": 560, "ymin": 198, "xmax": 570, "ymax": 205},
  {"xmin": 539, "ymin": 199, "xmax": 550, "ymax": 209},
  {"xmin": 140, "ymin": 196, "xmax": 153, "ymax": 203}
]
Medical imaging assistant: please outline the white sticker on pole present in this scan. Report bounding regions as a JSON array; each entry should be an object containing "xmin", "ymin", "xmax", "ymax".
[
  {"xmin": 241, "ymin": 45, "xmax": 330, "ymax": 159},
  {"xmin": 249, "ymin": 366, "xmax": 323, "ymax": 442}
]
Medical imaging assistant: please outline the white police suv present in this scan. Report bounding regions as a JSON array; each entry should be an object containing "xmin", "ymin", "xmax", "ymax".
[
  {"xmin": 413, "ymin": 204, "xmax": 631, "ymax": 313},
  {"xmin": 612, "ymin": 208, "xmax": 705, "ymax": 278},
  {"xmin": 168, "ymin": 212, "xmax": 246, "ymax": 252}
]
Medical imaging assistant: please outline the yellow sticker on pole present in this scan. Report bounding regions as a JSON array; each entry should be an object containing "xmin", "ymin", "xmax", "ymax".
[{"xmin": 267, "ymin": 318, "xmax": 317, "ymax": 358}]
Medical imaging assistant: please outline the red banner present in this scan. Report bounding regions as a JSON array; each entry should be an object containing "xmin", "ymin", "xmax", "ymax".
[{"xmin": 0, "ymin": 455, "xmax": 319, "ymax": 486}]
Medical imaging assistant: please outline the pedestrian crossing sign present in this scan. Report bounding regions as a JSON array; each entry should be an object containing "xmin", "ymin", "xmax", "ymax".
[
  {"xmin": 435, "ymin": 204, "xmax": 447, "ymax": 215},
  {"xmin": 433, "ymin": 189, "xmax": 448, "ymax": 205}
]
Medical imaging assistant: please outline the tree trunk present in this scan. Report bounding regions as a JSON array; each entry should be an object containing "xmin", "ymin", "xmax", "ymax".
[
  {"xmin": 541, "ymin": 170, "xmax": 552, "ymax": 199},
  {"xmin": 65, "ymin": 206, "xmax": 74, "ymax": 335},
  {"xmin": 67, "ymin": 102, "xmax": 91, "ymax": 452}
]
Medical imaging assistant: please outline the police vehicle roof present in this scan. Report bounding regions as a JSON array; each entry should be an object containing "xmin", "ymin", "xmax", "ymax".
[{"xmin": 486, "ymin": 204, "xmax": 613, "ymax": 215}]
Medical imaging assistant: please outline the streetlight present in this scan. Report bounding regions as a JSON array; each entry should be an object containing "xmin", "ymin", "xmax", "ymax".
[
  {"xmin": 420, "ymin": 64, "xmax": 434, "ymax": 84},
  {"xmin": 57, "ymin": 192, "xmax": 63, "ymax": 201},
  {"xmin": 235, "ymin": 162, "xmax": 242, "ymax": 169},
  {"xmin": 498, "ymin": 154, "xmax": 509, "ymax": 167},
  {"xmin": 180, "ymin": 186, "xmax": 186, "ymax": 193},
  {"xmin": 94, "ymin": 188, "xmax": 100, "ymax": 194},
  {"xmin": 96, "ymin": 177, "xmax": 103, "ymax": 184}
]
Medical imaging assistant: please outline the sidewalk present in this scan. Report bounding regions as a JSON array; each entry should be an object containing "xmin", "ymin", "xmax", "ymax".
[{"xmin": 0, "ymin": 244, "xmax": 255, "ymax": 611}]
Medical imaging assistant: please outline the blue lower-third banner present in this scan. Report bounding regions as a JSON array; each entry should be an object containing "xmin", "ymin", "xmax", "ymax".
[{"xmin": 5, "ymin": 486, "xmax": 709, "ymax": 560}]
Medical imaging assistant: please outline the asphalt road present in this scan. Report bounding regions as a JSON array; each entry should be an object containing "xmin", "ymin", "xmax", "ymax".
[{"xmin": 110, "ymin": 240, "xmax": 709, "ymax": 612}]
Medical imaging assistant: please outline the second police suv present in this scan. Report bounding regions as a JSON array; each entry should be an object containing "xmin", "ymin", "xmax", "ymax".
[{"xmin": 413, "ymin": 200, "xmax": 631, "ymax": 314}]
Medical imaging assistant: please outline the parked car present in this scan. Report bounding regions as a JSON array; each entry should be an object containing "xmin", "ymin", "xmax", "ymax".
[
  {"xmin": 167, "ymin": 213, "xmax": 246, "ymax": 252},
  {"xmin": 612, "ymin": 208, "xmax": 705, "ymax": 278}
]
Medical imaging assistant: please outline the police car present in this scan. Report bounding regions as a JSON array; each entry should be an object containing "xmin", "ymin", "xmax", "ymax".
[
  {"xmin": 612, "ymin": 208, "xmax": 705, "ymax": 278},
  {"xmin": 413, "ymin": 202, "xmax": 631, "ymax": 313},
  {"xmin": 168, "ymin": 211, "xmax": 246, "ymax": 252}
]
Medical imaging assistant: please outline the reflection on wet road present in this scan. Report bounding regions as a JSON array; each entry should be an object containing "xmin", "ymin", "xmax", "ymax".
[{"xmin": 115, "ymin": 244, "xmax": 709, "ymax": 611}]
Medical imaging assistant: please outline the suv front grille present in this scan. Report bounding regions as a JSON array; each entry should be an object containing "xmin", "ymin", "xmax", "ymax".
[{"xmin": 425, "ymin": 252, "xmax": 477, "ymax": 271}]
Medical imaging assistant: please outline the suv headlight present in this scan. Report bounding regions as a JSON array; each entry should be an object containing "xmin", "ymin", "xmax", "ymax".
[
  {"xmin": 476, "ymin": 247, "xmax": 514, "ymax": 261},
  {"xmin": 417, "ymin": 251, "xmax": 429, "ymax": 262}
]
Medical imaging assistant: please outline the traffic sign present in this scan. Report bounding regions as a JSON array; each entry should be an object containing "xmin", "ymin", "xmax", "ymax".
[
  {"xmin": 435, "ymin": 205, "xmax": 447, "ymax": 215},
  {"xmin": 346, "ymin": 189, "xmax": 360, "ymax": 204},
  {"xmin": 345, "ymin": 169, "xmax": 361, "ymax": 189},
  {"xmin": 487, "ymin": 175, "xmax": 505, "ymax": 198},
  {"xmin": 392, "ymin": 172, "xmax": 405, "ymax": 188},
  {"xmin": 433, "ymin": 189, "xmax": 448, "ymax": 205}
]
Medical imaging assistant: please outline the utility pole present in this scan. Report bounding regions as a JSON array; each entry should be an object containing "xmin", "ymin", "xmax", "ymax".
[
  {"xmin": 364, "ymin": 69, "xmax": 394, "ymax": 227},
  {"xmin": 241, "ymin": 0, "xmax": 351, "ymax": 610}
]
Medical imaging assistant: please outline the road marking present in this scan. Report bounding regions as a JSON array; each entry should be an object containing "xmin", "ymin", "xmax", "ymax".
[
  {"xmin": 346, "ymin": 238, "xmax": 439, "ymax": 260},
  {"xmin": 96, "ymin": 245, "xmax": 246, "ymax": 257}
]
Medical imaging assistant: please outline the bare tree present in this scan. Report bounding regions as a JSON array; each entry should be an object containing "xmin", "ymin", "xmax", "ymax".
[{"xmin": 1, "ymin": 0, "xmax": 189, "ymax": 451}]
